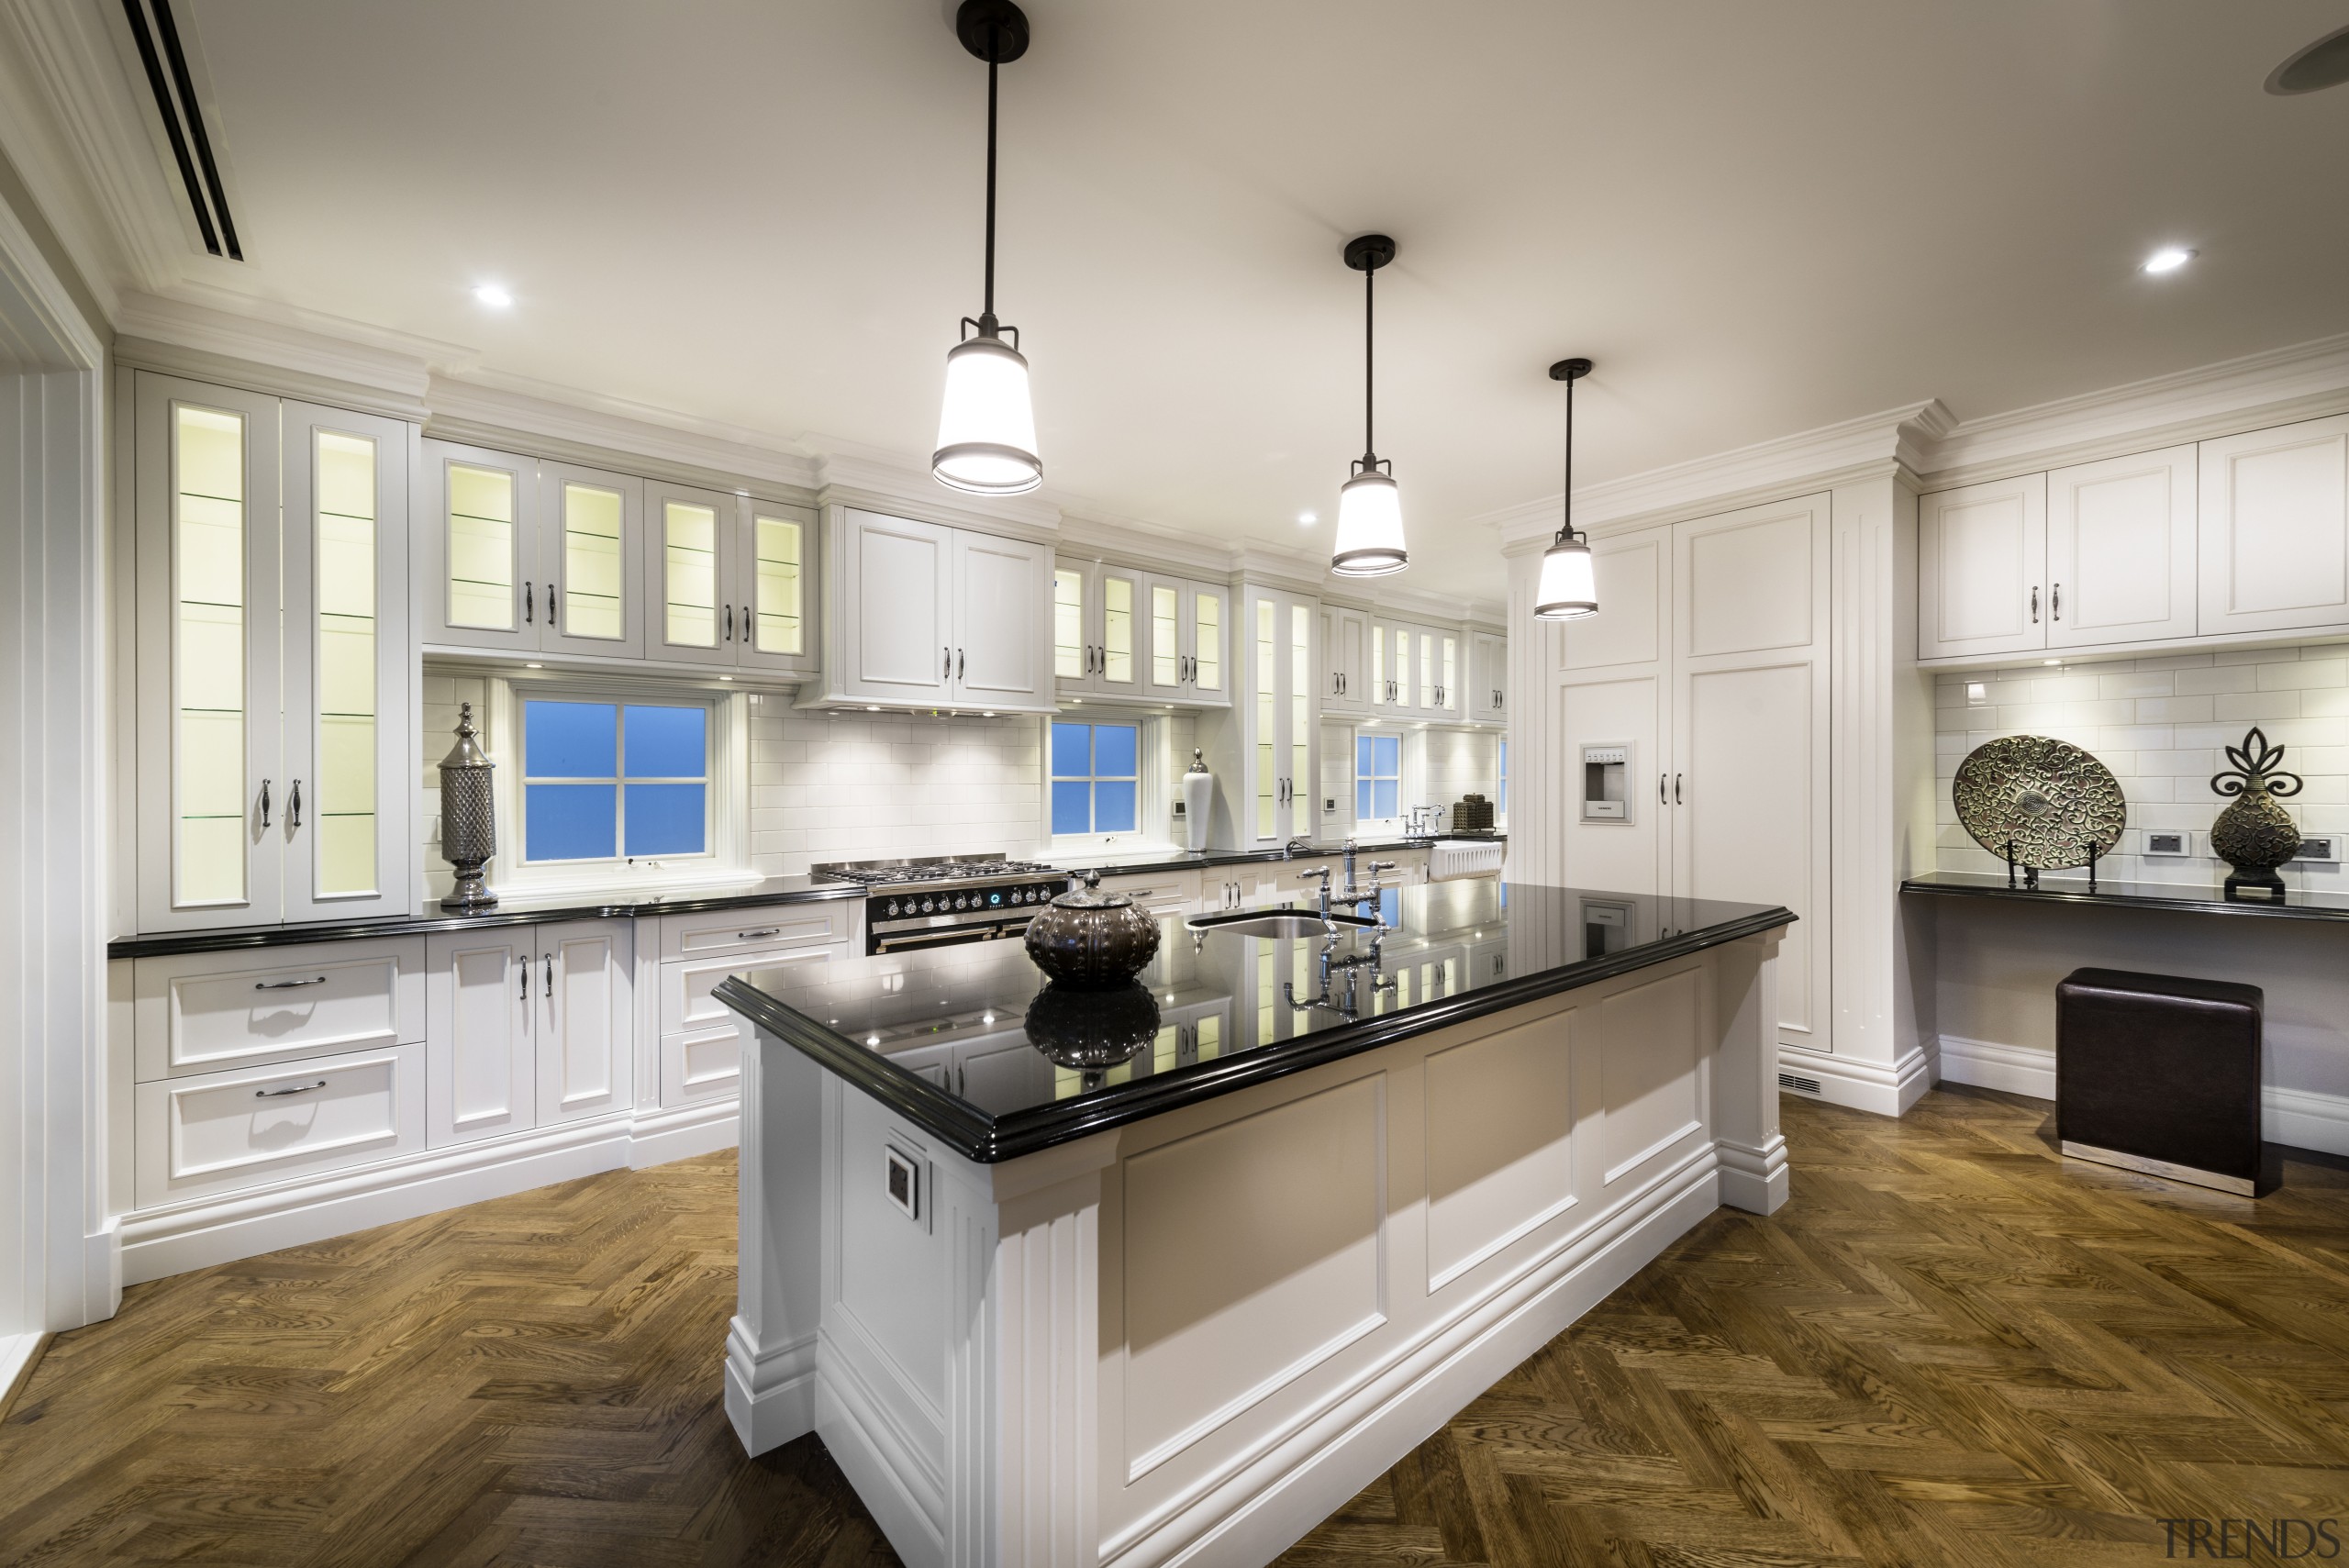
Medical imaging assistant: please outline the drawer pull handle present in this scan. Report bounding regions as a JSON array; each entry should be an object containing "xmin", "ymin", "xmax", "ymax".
[
  {"xmin": 253, "ymin": 1079, "xmax": 328, "ymax": 1099},
  {"xmin": 254, "ymin": 975, "xmax": 328, "ymax": 990},
  {"xmin": 737, "ymin": 928, "xmax": 780, "ymax": 940}
]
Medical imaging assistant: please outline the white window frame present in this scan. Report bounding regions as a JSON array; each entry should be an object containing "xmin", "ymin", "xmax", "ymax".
[
  {"xmin": 481, "ymin": 672, "xmax": 753, "ymax": 898},
  {"xmin": 1044, "ymin": 713, "xmax": 1172, "ymax": 853},
  {"xmin": 1353, "ymin": 727, "xmax": 1405, "ymax": 835}
]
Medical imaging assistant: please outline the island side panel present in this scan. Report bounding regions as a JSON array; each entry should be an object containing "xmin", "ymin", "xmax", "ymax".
[
  {"xmin": 1712, "ymin": 929, "xmax": 1790, "ymax": 1214},
  {"xmin": 727, "ymin": 1027, "xmax": 825, "ymax": 1454}
]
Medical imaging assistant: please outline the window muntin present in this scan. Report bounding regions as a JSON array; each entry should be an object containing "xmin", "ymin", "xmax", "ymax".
[
  {"xmin": 1051, "ymin": 719, "xmax": 1140, "ymax": 837},
  {"xmin": 1498, "ymin": 738, "xmax": 1508, "ymax": 819},
  {"xmin": 1356, "ymin": 733, "xmax": 1400, "ymax": 823},
  {"xmin": 520, "ymin": 698, "xmax": 711, "ymax": 864}
]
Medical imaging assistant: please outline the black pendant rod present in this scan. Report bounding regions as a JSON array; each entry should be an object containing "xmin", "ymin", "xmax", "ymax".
[
  {"xmin": 1364, "ymin": 264, "xmax": 1377, "ymax": 460},
  {"xmin": 1549, "ymin": 357, "xmax": 1594, "ymax": 541},
  {"xmin": 983, "ymin": 33, "xmax": 998, "ymax": 325}
]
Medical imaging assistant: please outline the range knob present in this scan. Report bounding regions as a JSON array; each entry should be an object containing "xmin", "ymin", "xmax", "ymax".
[
  {"xmin": 953, "ymin": 894, "xmax": 968, "ymax": 910},
  {"xmin": 920, "ymin": 897, "xmax": 936, "ymax": 913},
  {"xmin": 885, "ymin": 900, "xmax": 899, "ymax": 917}
]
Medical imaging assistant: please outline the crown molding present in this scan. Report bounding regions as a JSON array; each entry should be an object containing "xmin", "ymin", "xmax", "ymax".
[
  {"xmin": 0, "ymin": 173, "xmax": 104, "ymax": 373},
  {"xmin": 810, "ymin": 443, "xmax": 1061, "ymax": 539},
  {"xmin": 112, "ymin": 290, "xmax": 442, "ymax": 417},
  {"xmin": 1055, "ymin": 510, "xmax": 1234, "ymax": 580}
]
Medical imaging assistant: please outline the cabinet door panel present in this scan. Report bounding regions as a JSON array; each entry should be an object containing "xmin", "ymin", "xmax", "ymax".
[
  {"xmin": 735, "ymin": 502, "xmax": 816, "ymax": 672},
  {"xmin": 427, "ymin": 929, "xmax": 535, "ymax": 1146},
  {"xmin": 281, "ymin": 401, "xmax": 413, "ymax": 921},
  {"xmin": 953, "ymin": 530, "xmax": 1049, "ymax": 705},
  {"xmin": 540, "ymin": 463, "xmax": 646, "ymax": 658},
  {"xmin": 645, "ymin": 481, "xmax": 736, "ymax": 665},
  {"xmin": 2047, "ymin": 445, "xmax": 2196, "ymax": 648},
  {"xmin": 537, "ymin": 920, "xmax": 633, "ymax": 1124},
  {"xmin": 1919, "ymin": 475, "xmax": 2046, "ymax": 659},
  {"xmin": 135, "ymin": 373, "xmax": 284, "ymax": 932},
  {"xmin": 1096, "ymin": 565, "xmax": 1142, "ymax": 697},
  {"xmin": 1555, "ymin": 673, "xmax": 1667, "ymax": 898},
  {"xmin": 420, "ymin": 439, "xmax": 538, "ymax": 651},
  {"xmin": 1144, "ymin": 574, "xmax": 1189, "ymax": 701},
  {"xmin": 2198, "ymin": 416, "xmax": 2349, "ymax": 637},
  {"xmin": 1563, "ymin": 528, "xmax": 1666, "ymax": 672},
  {"xmin": 1187, "ymin": 582, "xmax": 1229, "ymax": 705},
  {"xmin": 843, "ymin": 509, "xmax": 953, "ymax": 700}
]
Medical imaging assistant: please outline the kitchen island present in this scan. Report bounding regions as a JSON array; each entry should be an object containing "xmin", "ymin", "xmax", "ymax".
[{"xmin": 717, "ymin": 879, "xmax": 1794, "ymax": 1568}]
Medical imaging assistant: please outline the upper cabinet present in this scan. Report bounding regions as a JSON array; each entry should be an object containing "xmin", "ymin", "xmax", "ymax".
[
  {"xmin": 134, "ymin": 372, "xmax": 415, "ymax": 932},
  {"xmin": 1322, "ymin": 605, "xmax": 1368, "ymax": 715},
  {"xmin": 421, "ymin": 439, "xmax": 814, "ymax": 675},
  {"xmin": 1468, "ymin": 629, "xmax": 1508, "ymax": 724},
  {"xmin": 1197, "ymin": 584, "xmax": 1319, "ymax": 849},
  {"xmin": 814, "ymin": 506, "xmax": 1053, "ymax": 713},
  {"xmin": 1918, "ymin": 417, "xmax": 2349, "ymax": 663},
  {"xmin": 1057, "ymin": 560, "xmax": 1228, "ymax": 708},
  {"xmin": 2198, "ymin": 415, "xmax": 2349, "ymax": 639},
  {"xmin": 1143, "ymin": 574, "xmax": 1229, "ymax": 706}
]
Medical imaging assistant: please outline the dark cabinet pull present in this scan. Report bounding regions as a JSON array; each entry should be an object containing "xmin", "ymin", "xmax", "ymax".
[
  {"xmin": 2051, "ymin": 583, "xmax": 2062, "ymax": 621},
  {"xmin": 943, "ymin": 646, "xmax": 952, "ymax": 677},
  {"xmin": 958, "ymin": 648, "xmax": 966, "ymax": 679},
  {"xmin": 288, "ymin": 778, "xmax": 303, "ymax": 829},
  {"xmin": 737, "ymin": 928, "xmax": 780, "ymax": 940},
  {"xmin": 543, "ymin": 954, "xmax": 553, "ymax": 998},
  {"xmin": 523, "ymin": 582, "xmax": 532, "ymax": 623},
  {"xmin": 253, "ymin": 975, "xmax": 327, "ymax": 991},
  {"xmin": 1675, "ymin": 773, "xmax": 1684, "ymax": 804},
  {"xmin": 548, "ymin": 584, "xmax": 559, "ymax": 622},
  {"xmin": 725, "ymin": 605, "xmax": 734, "ymax": 641},
  {"xmin": 253, "ymin": 1079, "xmax": 327, "ymax": 1099},
  {"xmin": 1660, "ymin": 773, "xmax": 1668, "ymax": 805},
  {"xmin": 743, "ymin": 605, "xmax": 754, "ymax": 645},
  {"xmin": 518, "ymin": 965, "xmax": 528, "ymax": 1001},
  {"xmin": 258, "ymin": 778, "xmax": 272, "ymax": 828},
  {"xmin": 2030, "ymin": 585, "xmax": 2040, "ymax": 624}
]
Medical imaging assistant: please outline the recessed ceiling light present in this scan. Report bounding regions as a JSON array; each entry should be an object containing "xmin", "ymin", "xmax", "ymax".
[
  {"xmin": 1298, "ymin": 511, "xmax": 1317, "ymax": 526},
  {"xmin": 473, "ymin": 284, "xmax": 514, "ymax": 308},
  {"xmin": 2267, "ymin": 21, "xmax": 2349, "ymax": 95},
  {"xmin": 2142, "ymin": 247, "xmax": 2194, "ymax": 275}
]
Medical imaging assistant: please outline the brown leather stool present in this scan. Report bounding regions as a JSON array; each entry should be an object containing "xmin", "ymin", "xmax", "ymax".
[{"xmin": 2055, "ymin": 968, "xmax": 2268, "ymax": 1195}]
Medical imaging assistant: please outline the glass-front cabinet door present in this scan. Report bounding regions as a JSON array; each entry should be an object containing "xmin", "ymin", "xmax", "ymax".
[
  {"xmin": 280, "ymin": 401, "xmax": 411, "ymax": 922},
  {"xmin": 421, "ymin": 439, "xmax": 539, "ymax": 651},
  {"xmin": 736, "ymin": 501, "xmax": 815, "ymax": 673},
  {"xmin": 1144, "ymin": 575, "xmax": 1186, "ymax": 701},
  {"xmin": 539, "ymin": 462, "xmax": 644, "ymax": 659},
  {"xmin": 645, "ymin": 480, "xmax": 731, "ymax": 663},
  {"xmin": 1188, "ymin": 581, "xmax": 1229, "ymax": 706},
  {"xmin": 1241, "ymin": 586, "xmax": 1318, "ymax": 848}
]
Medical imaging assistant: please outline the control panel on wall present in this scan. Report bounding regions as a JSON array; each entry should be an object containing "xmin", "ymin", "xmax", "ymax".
[{"xmin": 1581, "ymin": 743, "xmax": 1633, "ymax": 822}]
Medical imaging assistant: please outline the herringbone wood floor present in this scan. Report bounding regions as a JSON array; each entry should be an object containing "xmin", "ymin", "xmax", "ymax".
[{"xmin": 6, "ymin": 1086, "xmax": 2348, "ymax": 1566}]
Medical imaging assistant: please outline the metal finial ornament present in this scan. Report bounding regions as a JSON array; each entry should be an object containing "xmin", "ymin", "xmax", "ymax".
[
  {"xmin": 2210, "ymin": 727, "xmax": 2305, "ymax": 900},
  {"xmin": 438, "ymin": 701, "xmax": 498, "ymax": 912}
]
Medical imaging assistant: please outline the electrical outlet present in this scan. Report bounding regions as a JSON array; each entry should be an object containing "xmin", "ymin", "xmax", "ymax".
[
  {"xmin": 2294, "ymin": 835, "xmax": 2339, "ymax": 865},
  {"xmin": 2143, "ymin": 830, "xmax": 2191, "ymax": 858}
]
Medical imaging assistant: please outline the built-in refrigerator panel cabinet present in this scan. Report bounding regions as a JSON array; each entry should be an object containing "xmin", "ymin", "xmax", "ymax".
[{"xmin": 134, "ymin": 372, "xmax": 416, "ymax": 934}]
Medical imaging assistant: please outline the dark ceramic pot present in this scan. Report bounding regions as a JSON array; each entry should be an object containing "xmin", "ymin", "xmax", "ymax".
[
  {"xmin": 1022, "ymin": 871, "xmax": 1162, "ymax": 988},
  {"xmin": 1022, "ymin": 980, "xmax": 1161, "ymax": 1071},
  {"xmin": 2210, "ymin": 728, "xmax": 2306, "ymax": 898}
]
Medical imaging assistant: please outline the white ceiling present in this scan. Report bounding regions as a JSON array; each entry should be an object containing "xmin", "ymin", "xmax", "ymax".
[{"xmin": 151, "ymin": 0, "xmax": 2349, "ymax": 600}]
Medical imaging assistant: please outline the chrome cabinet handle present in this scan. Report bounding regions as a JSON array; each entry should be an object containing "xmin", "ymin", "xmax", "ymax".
[
  {"xmin": 2030, "ymin": 585, "xmax": 2040, "ymax": 624},
  {"xmin": 253, "ymin": 1079, "xmax": 328, "ymax": 1099},
  {"xmin": 2052, "ymin": 583, "xmax": 2062, "ymax": 621},
  {"xmin": 524, "ymin": 582, "xmax": 533, "ymax": 623},
  {"xmin": 737, "ymin": 928, "xmax": 780, "ymax": 940},
  {"xmin": 543, "ymin": 954, "xmax": 553, "ymax": 998},
  {"xmin": 287, "ymin": 778, "xmax": 302, "ymax": 829},
  {"xmin": 258, "ymin": 778, "xmax": 272, "ymax": 828},
  {"xmin": 254, "ymin": 975, "xmax": 327, "ymax": 991}
]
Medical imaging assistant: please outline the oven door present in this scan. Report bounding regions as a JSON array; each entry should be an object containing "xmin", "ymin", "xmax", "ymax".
[{"xmin": 868, "ymin": 914, "xmax": 1032, "ymax": 955}]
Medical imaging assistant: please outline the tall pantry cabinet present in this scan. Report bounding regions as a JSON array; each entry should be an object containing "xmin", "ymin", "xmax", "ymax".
[{"xmin": 132, "ymin": 372, "xmax": 415, "ymax": 933}]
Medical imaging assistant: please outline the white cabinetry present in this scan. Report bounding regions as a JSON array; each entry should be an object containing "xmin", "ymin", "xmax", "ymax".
[
  {"xmin": 1918, "ymin": 473, "xmax": 2046, "ymax": 661},
  {"xmin": 2045, "ymin": 446, "xmax": 2198, "ymax": 649},
  {"xmin": 2198, "ymin": 415, "xmax": 2349, "ymax": 639},
  {"xmin": 1322, "ymin": 606, "xmax": 1369, "ymax": 715},
  {"xmin": 652, "ymin": 900, "xmax": 854, "ymax": 1106},
  {"xmin": 1052, "ymin": 560, "xmax": 1143, "ymax": 701},
  {"xmin": 1198, "ymin": 584, "xmax": 1319, "ymax": 849},
  {"xmin": 537, "ymin": 462, "xmax": 646, "ymax": 660},
  {"xmin": 133, "ymin": 373, "xmax": 414, "ymax": 933},
  {"xmin": 819, "ymin": 507, "xmax": 1052, "ymax": 712},
  {"xmin": 1141, "ymin": 575, "xmax": 1230, "ymax": 706},
  {"xmin": 424, "ymin": 917, "xmax": 634, "ymax": 1145},
  {"xmin": 1468, "ymin": 629, "xmax": 1508, "ymax": 724},
  {"xmin": 1557, "ymin": 495, "xmax": 1830, "ymax": 1053},
  {"xmin": 645, "ymin": 482, "xmax": 818, "ymax": 674}
]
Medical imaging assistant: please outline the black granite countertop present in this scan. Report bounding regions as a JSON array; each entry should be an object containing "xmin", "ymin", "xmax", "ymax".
[
  {"xmin": 1902, "ymin": 869, "xmax": 2349, "ymax": 922},
  {"xmin": 1047, "ymin": 833, "xmax": 1506, "ymax": 879},
  {"xmin": 106, "ymin": 873, "xmax": 863, "ymax": 960},
  {"xmin": 716, "ymin": 878, "xmax": 1790, "ymax": 1163}
]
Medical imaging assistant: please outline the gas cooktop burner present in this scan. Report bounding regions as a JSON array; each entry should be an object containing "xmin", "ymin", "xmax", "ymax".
[{"xmin": 816, "ymin": 855, "xmax": 1063, "ymax": 888}]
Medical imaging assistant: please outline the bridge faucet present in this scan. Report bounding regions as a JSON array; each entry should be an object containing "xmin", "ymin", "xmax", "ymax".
[{"xmin": 1295, "ymin": 862, "xmax": 1335, "ymax": 921}]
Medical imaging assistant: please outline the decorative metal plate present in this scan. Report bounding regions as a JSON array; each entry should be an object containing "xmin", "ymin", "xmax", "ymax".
[{"xmin": 1953, "ymin": 735, "xmax": 2126, "ymax": 870}]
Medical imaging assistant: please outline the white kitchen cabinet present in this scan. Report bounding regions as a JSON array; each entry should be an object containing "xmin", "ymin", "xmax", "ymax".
[
  {"xmin": 1918, "ymin": 473, "xmax": 2047, "ymax": 661},
  {"xmin": 2044, "ymin": 445, "xmax": 2198, "ymax": 649},
  {"xmin": 538, "ymin": 462, "xmax": 645, "ymax": 660},
  {"xmin": 642, "ymin": 484, "xmax": 819, "ymax": 674},
  {"xmin": 819, "ymin": 507, "xmax": 1052, "ymax": 712},
  {"xmin": 536, "ymin": 918, "xmax": 633, "ymax": 1126},
  {"xmin": 1467, "ymin": 629, "xmax": 1508, "ymax": 724},
  {"xmin": 426, "ymin": 927, "xmax": 536, "ymax": 1147},
  {"xmin": 420, "ymin": 438, "xmax": 540, "ymax": 652},
  {"xmin": 1052, "ymin": 559, "xmax": 1143, "ymax": 701},
  {"xmin": 1368, "ymin": 617, "xmax": 1416, "ymax": 712},
  {"xmin": 1197, "ymin": 584, "xmax": 1319, "ymax": 849},
  {"xmin": 134, "ymin": 1041, "xmax": 427, "ymax": 1209},
  {"xmin": 133, "ymin": 937, "xmax": 427, "ymax": 1082},
  {"xmin": 2198, "ymin": 414, "xmax": 2349, "ymax": 639},
  {"xmin": 735, "ymin": 502, "xmax": 816, "ymax": 674},
  {"xmin": 1095, "ymin": 868, "xmax": 1203, "ymax": 917},
  {"xmin": 1322, "ymin": 606, "xmax": 1369, "ymax": 715},
  {"xmin": 133, "ymin": 373, "xmax": 415, "ymax": 933},
  {"xmin": 1145, "ymin": 575, "xmax": 1230, "ymax": 707}
]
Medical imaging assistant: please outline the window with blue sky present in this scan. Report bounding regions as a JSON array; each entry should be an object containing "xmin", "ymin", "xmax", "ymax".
[
  {"xmin": 1051, "ymin": 719, "xmax": 1139, "ymax": 836},
  {"xmin": 1499, "ymin": 739, "xmax": 1508, "ymax": 817},
  {"xmin": 1356, "ymin": 733, "xmax": 1399, "ymax": 822},
  {"xmin": 522, "ymin": 699, "xmax": 709, "ymax": 862}
]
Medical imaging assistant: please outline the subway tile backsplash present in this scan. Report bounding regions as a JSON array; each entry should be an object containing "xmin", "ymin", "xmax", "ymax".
[{"xmin": 1934, "ymin": 643, "xmax": 2349, "ymax": 890}]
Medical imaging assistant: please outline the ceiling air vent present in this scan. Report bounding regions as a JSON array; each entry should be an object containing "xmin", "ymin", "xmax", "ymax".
[
  {"xmin": 1778, "ymin": 1073, "xmax": 1821, "ymax": 1096},
  {"xmin": 120, "ymin": 0, "xmax": 240, "ymax": 259}
]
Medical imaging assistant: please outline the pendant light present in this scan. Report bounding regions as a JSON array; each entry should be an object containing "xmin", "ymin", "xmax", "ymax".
[
  {"xmin": 1330, "ymin": 233, "xmax": 1408, "ymax": 576},
  {"xmin": 932, "ymin": 0, "xmax": 1041, "ymax": 496},
  {"xmin": 1533, "ymin": 357, "xmax": 1598, "ymax": 619}
]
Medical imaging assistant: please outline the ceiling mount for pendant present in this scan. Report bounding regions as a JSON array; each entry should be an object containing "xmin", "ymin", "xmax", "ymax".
[
  {"xmin": 1534, "ymin": 356, "xmax": 1598, "ymax": 621},
  {"xmin": 1330, "ymin": 232, "xmax": 1408, "ymax": 578},
  {"xmin": 933, "ymin": 0, "xmax": 1042, "ymax": 496}
]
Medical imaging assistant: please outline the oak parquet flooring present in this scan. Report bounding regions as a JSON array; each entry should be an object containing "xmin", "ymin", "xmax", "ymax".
[{"xmin": 7, "ymin": 1086, "xmax": 2349, "ymax": 1565}]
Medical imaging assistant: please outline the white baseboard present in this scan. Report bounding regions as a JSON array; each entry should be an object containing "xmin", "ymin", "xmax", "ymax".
[
  {"xmin": 1933, "ymin": 1035, "xmax": 2349, "ymax": 1159},
  {"xmin": 1121, "ymin": 1147, "xmax": 1723, "ymax": 1568},
  {"xmin": 724, "ymin": 1315, "xmax": 816, "ymax": 1458},
  {"xmin": 118, "ymin": 1097, "xmax": 742, "ymax": 1285},
  {"xmin": 0, "ymin": 1332, "xmax": 49, "ymax": 1420},
  {"xmin": 1775, "ymin": 1041, "xmax": 1934, "ymax": 1118}
]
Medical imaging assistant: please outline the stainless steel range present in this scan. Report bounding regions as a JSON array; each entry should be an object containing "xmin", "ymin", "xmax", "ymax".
[{"xmin": 814, "ymin": 855, "xmax": 1073, "ymax": 954}]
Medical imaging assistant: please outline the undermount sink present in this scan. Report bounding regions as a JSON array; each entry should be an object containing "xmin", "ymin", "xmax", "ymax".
[{"xmin": 1185, "ymin": 909, "xmax": 1381, "ymax": 939}]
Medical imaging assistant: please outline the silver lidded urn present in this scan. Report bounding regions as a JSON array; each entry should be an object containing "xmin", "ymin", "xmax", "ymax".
[{"xmin": 438, "ymin": 701, "xmax": 498, "ymax": 912}]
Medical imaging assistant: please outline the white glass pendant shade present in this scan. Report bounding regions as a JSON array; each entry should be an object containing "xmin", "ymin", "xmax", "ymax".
[
  {"xmin": 933, "ymin": 334, "xmax": 1041, "ymax": 495},
  {"xmin": 1533, "ymin": 534, "xmax": 1598, "ymax": 618},
  {"xmin": 1331, "ymin": 469, "xmax": 1408, "ymax": 576}
]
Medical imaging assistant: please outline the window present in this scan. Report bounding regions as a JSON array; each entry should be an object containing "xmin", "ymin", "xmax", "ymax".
[
  {"xmin": 1498, "ymin": 739, "xmax": 1508, "ymax": 819},
  {"xmin": 521, "ymin": 698, "xmax": 711, "ymax": 864},
  {"xmin": 1051, "ymin": 719, "xmax": 1139, "ymax": 837},
  {"xmin": 1356, "ymin": 733, "xmax": 1400, "ymax": 824}
]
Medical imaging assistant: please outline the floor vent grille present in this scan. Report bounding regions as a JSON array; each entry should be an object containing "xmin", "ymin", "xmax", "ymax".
[{"xmin": 1778, "ymin": 1072, "xmax": 1822, "ymax": 1095}]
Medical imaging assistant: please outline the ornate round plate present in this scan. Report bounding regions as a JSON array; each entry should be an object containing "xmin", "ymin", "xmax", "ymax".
[{"xmin": 1953, "ymin": 735, "xmax": 2126, "ymax": 869}]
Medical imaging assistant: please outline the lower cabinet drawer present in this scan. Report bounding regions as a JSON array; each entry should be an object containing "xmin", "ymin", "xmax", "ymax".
[
  {"xmin": 133, "ymin": 938, "xmax": 427, "ymax": 1082},
  {"xmin": 134, "ymin": 1042, "xmax": 427, "ymax": 1209},
  {"xmin": 658, "ymin": 902, "xmax": 853, "ymax": 962},
  {"xmin": 1097, "ymin": 870, "xmax": 1203, "ymax": 917},
  {"xmin": 661, "ymin": 1024, "xmax": 744, "ymax": 1106},
  {"xmin": 660, "ymin": 941, "xmax": 841, "ymax": 1036}
]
